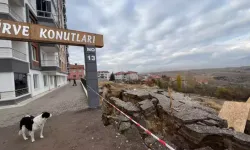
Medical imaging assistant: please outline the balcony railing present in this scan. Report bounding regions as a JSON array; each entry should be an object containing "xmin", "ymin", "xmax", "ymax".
[
  {"xmin": 0, "ymin": 88, "xmax": 29, "ymax": 100},
  {"xmin": 0, "ymin": 2, "xmax": 23, "ymax": 22},
  {"xmin": 37, "ymin": 10, "xmax": 58, "ymax": 27},
  {"xmin": 41, "ymin": 60, "xmax": 59, "ymax": 67},
  {"xmin": 0, "ymin": 47, "xmax": 26, "ymax": 61}
]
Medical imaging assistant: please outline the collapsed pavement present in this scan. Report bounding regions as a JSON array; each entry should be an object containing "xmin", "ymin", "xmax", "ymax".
[{"xmin": 100, "ymin": 85, "xmax": 250, "ymax": 150}]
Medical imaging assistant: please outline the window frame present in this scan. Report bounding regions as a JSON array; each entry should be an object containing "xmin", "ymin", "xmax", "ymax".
[
  {"xmin": 33, "ymin": 74, "xmax": 39, "ymax": 89},
  {"xmin": 29, "ymin": 11, "xmax": 39, "ymax": 62},
  {"xmin": 32, "ymin": 45, "xmax": 39, "ymax": 61},
  {"xmin": 14, "ymin": 73, "xmax": 28, "ymax": 97},
  {"xmin": 43, "ymin": 75, "xmax": 48, "ymax": 87},
  {"xmin": 50, "ymin": 76, "xmax": 53, "ymax": 85}
]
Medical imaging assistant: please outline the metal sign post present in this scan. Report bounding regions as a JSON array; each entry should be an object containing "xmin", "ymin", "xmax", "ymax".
[{"xmin": 84, "ymin": 46, "xmax": 99, "ymax": 108}]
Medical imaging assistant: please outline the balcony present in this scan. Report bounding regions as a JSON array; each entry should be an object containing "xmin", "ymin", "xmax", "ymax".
[
  {"xmin": 37, "ymin": 10, "xmax": 58, "ymax": 27},
  {"xmin": 40, "ymin": 43, "xmax": 60, "ymax": 53},
  {"xmin": 41, "ymin": 60, "xmax": 60, "ymax": 72},
  {"xmin": 0, "ymin": 2, "xmax": 24, "ymax": 22},
  {"xmin": 0, "ymin": 47, "xmax": 27, "ymax": 61}
]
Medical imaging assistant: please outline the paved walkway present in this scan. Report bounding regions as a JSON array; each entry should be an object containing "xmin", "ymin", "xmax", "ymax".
[
  {"xmin": 0, "ymin": 81, "xmax": 146, "ymax": 150},
  {"xmin": 0, "ymin": 81, "xmax": 88, "ymax": 127}
]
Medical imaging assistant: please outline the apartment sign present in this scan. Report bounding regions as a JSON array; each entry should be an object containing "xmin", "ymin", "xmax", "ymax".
[{"xmin": 0, "ymin": 19, "xmax": 104, "ymax": 48}]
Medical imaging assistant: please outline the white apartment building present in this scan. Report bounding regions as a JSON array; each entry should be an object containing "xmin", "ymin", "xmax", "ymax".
[
  {"xmin": 115, "ymin": 71, "xmax": 139, "ymax": 81},
  {"xmin": 0, "ymin": 0, "xmax": 69, "ymax": 105},
  {"xmin": 115, "ymin": 72, "xmax": 126, "ymax": 80},
  {"xmin": 97, "ymin": 71, "xmax": 110, "ymax": 80},
  {"xmin": 125, "ymin": 71, "xmax": 139, "ymax": 81}
]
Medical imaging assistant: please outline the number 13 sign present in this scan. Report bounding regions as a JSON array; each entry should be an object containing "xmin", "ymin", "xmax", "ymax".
[{"xmin": 87, "ymin": 54, "xmax": 96, "ymax": 62}]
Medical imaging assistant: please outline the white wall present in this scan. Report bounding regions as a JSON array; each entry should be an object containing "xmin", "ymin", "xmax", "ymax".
[
  {"xmin": 29, "ymin": 70, "xmax": 50, "ymax": 96},
  {"xmin": 12, "ymin": 41, "xmax": 28, "ymax": 61},
  {"xmin": 126, "ymin": 73, "xmax": 139, "ymax": 80},
  {"xmin": 0, "ymin": 40, "xmax": 29, "ymax": 62},
  {"xmin": 49, "ymin": 75, "xmax": 55, "ymax": 89},
  {"xmin": 57, "ymin": 75, "xmax": 67, "ymax": 87},
  {"xmin": 40, "ymin": 51, "xmax": 59, "ymax": 66},
  {"xmin": 29, "ymin": 70, "xmax": 68, "ymax": 97},
  {"xmin": 51, "ymin": 0, "xmax": 58, "ymax": 25},
  {"xmin": 10, "ymin": 3, "xmax": 24, "ymax": 22},
  {"xmin": 0, "ymin": 72, "xmax": 15, "ymax": 100},
  {"xmin": 0, "ymin": 40, "xmax": 12, "ymax": 58},
  {"xmin": 25, "ymin": 0, "xmax": 37, "ymax": 16},
  {"xmin": 0, "ymin": 0, "xmax": 9, "ymax": 14},
  {"xmin": 115, "ymin": 74, "xmax": 124, "ymax": 80}
]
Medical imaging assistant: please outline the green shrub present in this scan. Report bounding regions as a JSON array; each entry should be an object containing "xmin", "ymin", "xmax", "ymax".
[{"xmin": 215, "ymin": 87, "xmax": 233, "ymax": 99}]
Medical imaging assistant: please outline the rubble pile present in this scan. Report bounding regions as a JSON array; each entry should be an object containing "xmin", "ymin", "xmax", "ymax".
[{"xmin": 100, "ymin": 86, "xmax": 250, "ymax": 150}]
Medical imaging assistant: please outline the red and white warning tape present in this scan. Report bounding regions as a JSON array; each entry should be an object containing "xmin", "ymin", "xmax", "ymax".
[{"xmin": 87, "ymin": 85, "xmax": 175, "ymax": 150}]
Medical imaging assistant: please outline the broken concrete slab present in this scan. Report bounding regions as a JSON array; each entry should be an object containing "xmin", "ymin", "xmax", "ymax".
[
  {"xmin": 138, "ymin": 99, "xmax": 156, "ymax": 117},
  {"xmin": 119, "ymin": 122, "xmax": 131, "ymax": 132},
  {"xmin": 117, "ymin": 114, "xmax": 130, "ymax": 122},
  {"xmin": 122, "ymin": 89, "xmax": 150, "ymax": 102},
  {"xmin": 109, "ymin": 97, "xmax": 140, "ymax": 113},
  {"xmin": 247, "ymin": 97, "xmax": 250, "ymax": 103},
  {"xmin": 219, "ymin": 101, "xmax": 250, "ymax": 132},
  {"xmin": 103, "ymin": 88, "xmax": 250, "ymax": 149},
  {"xmin": 246, "ymin": 98, "xmax": 250, "ymax": 121}
]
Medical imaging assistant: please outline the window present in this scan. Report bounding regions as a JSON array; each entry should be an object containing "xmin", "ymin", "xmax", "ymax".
[
  {"xmin": 73, "ymin": 75, "xmax": 76, "ymax": 78},
  {"xmin": 33, "ymin": 74, "xmax": 39, "ymax": 89},
  {"xmin": 29, "ymin": 11, "xmax": 37, "ymax": 24},
  {"xmin": 37, "ymin": 0, "xmax": 52, "ymax": 17},
  {"xmin": 73, "ymin": 69, "xmax": 76, "ymax": 73},
  {"xmin": 32, "ymin": 45, "xmax": 39, "ymax": 61},
  {"xmin": 43, "ymin": 75, "xmax": 48, "ymax": 86},
  {"xmin": 42, "ymin": 52, "xmax": 46, "ymax": 61},
  {"xmin": 29, "ymin": 12, "xmax": 39, "ymax": 63},
  {"xmin": 79, "ymin": 70, "xmax": 82, "ymax": 72},
  {"xmin": 14, "ymin": 73, "xmax": 28, "ymax": 97},
  {"xmin": 79, "ymin": 75, "xmax": 82, "ymax": 78}
]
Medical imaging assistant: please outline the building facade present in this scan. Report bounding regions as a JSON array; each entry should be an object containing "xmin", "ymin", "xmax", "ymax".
[
  {"xmin": 0, "ymin": 0, "xmax": 69, "ymax": 104},
  {"xmin": 115, "ymin": 71, "xmax": 139, "ymax": 81},
  {"xmin": 124, "ymin": 71, "xmax": 139, "ymax": 81},
  {"xmin": 68, "ymin": 63, "xmax": 84, "ymax": 80},
  {"xmin": 97, "ymin": 71, "xmax": 110, "ymax": 80},
  {"xmin": 115, "ymin": 72, "xmax": 125, "ymax": 80}
]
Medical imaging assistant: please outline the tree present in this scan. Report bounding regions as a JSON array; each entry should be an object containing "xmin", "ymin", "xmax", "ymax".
[
  {"xmin": 176, "ymin": 74, "xmax": 182, "ymax": 91},
  {"xmin": 109, "ymin": 72, "xmax": 115, "ymax": 81},
  {"xmin": 162, "ymin": 75, "xmax": 170, "ymax": 81}
]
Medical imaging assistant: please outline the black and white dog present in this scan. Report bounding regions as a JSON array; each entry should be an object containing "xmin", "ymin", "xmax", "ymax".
[{"xmin": 18, "ymin": 112, "xmax": 52, "ymax": 142}]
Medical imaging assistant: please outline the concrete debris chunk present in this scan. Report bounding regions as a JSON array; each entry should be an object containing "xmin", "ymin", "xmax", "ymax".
[{"xmin": 218, "ymin": 101, "xmax": 250, "ymax": 132}]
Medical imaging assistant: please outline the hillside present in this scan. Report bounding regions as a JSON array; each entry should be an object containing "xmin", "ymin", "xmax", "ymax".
[{"xmin": 146, "ymin": 66, "xmax": 250, "ymax": 87}]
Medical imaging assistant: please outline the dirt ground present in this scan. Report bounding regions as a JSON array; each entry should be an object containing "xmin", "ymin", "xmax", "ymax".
[{"xmin": 0, "ymin": 109, "xmax": 146, "ymax": 150}]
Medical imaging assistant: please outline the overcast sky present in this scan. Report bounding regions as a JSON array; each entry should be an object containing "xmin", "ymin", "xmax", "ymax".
[{"xmin": 66, "ymin": 0, "xmax": 250, "ymax": 73}]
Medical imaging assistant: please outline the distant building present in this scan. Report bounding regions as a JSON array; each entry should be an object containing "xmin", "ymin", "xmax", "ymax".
[
  {"xmin": 196, "ymin": 79, "xmax": 208, "ymax": 85},
  {"xmin": 195, "ymin": 75, "xmax": 210, "ymax": 85},
  {"xmin": 125, "ymin": 71, "xmax": 139, "ymax": 81},
  {"xmin": 68, "ymin": 63, "xmax": 84, "ymax": 80},
  {"xmin": 98, "ymin": 71, "xmax": 110, "ymax": 80},
  {"xmin": 149, "ymin": 75, "xmax": 161, "ymax": 79},
  {"xmin": 115, "ymin": 71, "xmax": 139, "ymax": 81},
  {"xmin": 115, "ymin": 72, "xmax": 126, "ymax": 80}
]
